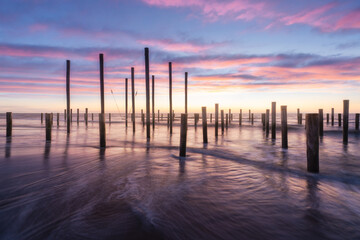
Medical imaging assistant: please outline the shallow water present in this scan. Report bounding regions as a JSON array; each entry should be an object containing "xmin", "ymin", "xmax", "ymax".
[{"xmin": 0, "ymin": 113, "xmax": 360, "ymax": 240}]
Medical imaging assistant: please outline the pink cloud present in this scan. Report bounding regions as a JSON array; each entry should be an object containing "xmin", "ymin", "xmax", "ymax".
[{"xmin": 334, "ymin": 9, "xmax": 360, "ymax": 30}]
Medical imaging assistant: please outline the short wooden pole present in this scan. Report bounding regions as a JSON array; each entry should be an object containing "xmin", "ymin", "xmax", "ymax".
[
  {"xmin": 64, "ymin": 109, "xmax": 66, "ymax": 121},
  {"xmin": 99, "ymin": 113, "xmax": 106, "ymax": 148},
  {"xmin": 70, "ymin": 109, "xmax": 73, "ymax": 123},
  {"xmin": 131, "ymin": 67, "xmax": 135, "ymax": 133},
  {"xmin": 45, "ymin": 113, "xmax": 51, "ymax": 142},
  {"xmin": 306, "ymin": 114, "xmax": 319, "ymax": 173},
  {"xmin": 265, "ymin": 109, "xmax": 270, "ymax": 136},
  {"xmin": 77, "ymin": 108, "xmax": 79, "ymax": 125},
  {"xmin": 194, "ymin": 113, "xmax": 199, "ymax": 127},
  {"xmin": 297, "ymin": 108, "xmax": 300, "ymax": 124},
  {"xmin": 343, "ymin": 100, "xmax": 349, "ymax": 144},
  {"xmin": 109, "ymin": 113, "xmax": 111, "ymax": 124},
  {"xmin": 229, "ymin": 109, "xmax": 231, "ymax": 124},
  {"xmin": 125, "ymin": 78, "xmax": 128, "ymax": 127},
  {"xmin": 92, "ymin": 113, "xmax": 93, "ymax": 122},
  {"xmin": 299, "ymin": 114, "xmax": 303, "ymax": 125},
  {"xmin": 158, "ymin": 110, "xmax": 160, "ymax": 122},
  {"xmin": 338, "ymin": 113, "xmax": 341, "ymax": 127},
  {"xmin": 319, "ymin": 109, "xmax": 323, "ymax": 137},
  {"xmin": 262, "ymin": 113, "xmax": 265, "ymax": 131},
  {"xmin": 326, "ymin": 113, "xmax": 329, "ymax": 124},
  {"xmin": 251, "ymin": 113, "xmax": 254, "ymax": 125},
  {"xmin": 221, "ymin": 110, "xmax": 224, "ymax": 134},
  {"xmin": 225, "ymin": 113, "xmax": 228, "ymax": 129},
  {"xmin": 271, "ymin": 102, "xmax": 276, "ymax": 139},
  {"xmin": 281, "ymin": 106, "xmax": 288, "ymax": 149},
  {"xmin": 41, "ymin": 113, "xmax": 43, "ymax": 124},
  {"xmin": 6, "ymin": 112, "xmax": 12, "ymax": 137},
  {"xmin": 215, "ymin": 103, "xmax": 219, "ymax": 137},
  {"xmin": 331, "ymin": 108, "xmax": 334, "ymax": 126},
  {"xmin": 356, "ymin": 113, "xmax": 359, "ymax": 130},
  {"xmin": 179, "ymin": 114, "xmax": 187, "ymax": 157},
  {"xmin": 210, "ymin": 113, "xmax": 212, "ymax": 123},
  {"xmin": 239, "ymin": 109, "xmax": 242, "ymax": 126},
  {"xmin": 249, "ymin": 109, "xmax": 251, "ymax": 122},
  {"xmin": 57, "ymin": 113, "xmax": 59, "ymax": 127},
  {"xmin": 161, "ymin": 113, "xmax": 163, "ymax": 121},
  {"xmin": 167, "ymin": 113, "xmax": 169, "ymax": 126},
  {"xmin": 85, "ymin": 108, "xmax": 88, "ymax": 126},
  {"xmin": 50, "ymin": 113, "xmax": 53, "ymax": 127},
  {"xmin": 202, "ymin": 107, "xmax": 208, "ymax": 143}
]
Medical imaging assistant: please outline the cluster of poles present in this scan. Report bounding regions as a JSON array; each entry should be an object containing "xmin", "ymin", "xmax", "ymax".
[{"xmin": 4, "ymin": 48, "xmax": 360, "ymax": 174}]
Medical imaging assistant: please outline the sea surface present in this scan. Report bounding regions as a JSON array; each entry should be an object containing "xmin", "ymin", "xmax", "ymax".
[{"xmin": 0, "ymin": 113, "xmax": 360, "ymax": 240}]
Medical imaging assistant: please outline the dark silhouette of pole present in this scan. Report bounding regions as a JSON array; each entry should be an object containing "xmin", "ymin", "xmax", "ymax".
[
  {"xmin": 152, "ymin": 75, "xmax": 155, "ymax": 129},
  {"xmin": 131, "ymin": 67, "xmax": 135, "ymax": 133},
  {"xmin": 46, "ymin": 113, "xmax": 51, "ymax": 142},
  {"xmin": 343, "ymin": 100, "xmax": 349, "ymax": 144},
  {"xmin": 215, "ymin": 103, "xmax": 219, "ymax": 137},
  {"xmin": 64, "ymin": 109, "xmax": 66, "ymax": 121},
  {"xmin": 265, "ymin": 109, "xmax": 270, "ymax": 137},
  {"xmin": 271, "ymin": 102, "xmax": 276, "ymax": 139},
  {"xmin": 185, "ymin": 72, "xmax": 188, "ymax": 115},
  {"xmin": 306, "ymin": 114, "xmax": 319, "ymax": 173},
  {"xmin": 297, "ymin": 108, "xmax": 300, "ymax": 124},
  {"xmin": 125, "ymin": 78, "xmax": 128, "ymax": 127},
  {"xmin": 99, "ymin": 53, "xmax": 106, "ymax": 148},
  {"xmin": 169, "ymin": 62, "xmax": 173, "ymax": 134},
  {"xmin": 85, "ymin": 108, "xmax": 88, "ymax": 126},
  {"xmin": 66, "ymin": 60, "xmax": 70, "ymax": 134},
  {"xmin": 6, "ymin": 112, "xmax": 12, "ymax": 137},
  {"xmin": 326, "ymin": 113, "xmax": 329, "ymax": 124},
  {"xmin": 338, "ymin": 113, "xmax": 342, "ymax": 127},
  {"xmin": 77, "ymin": 108, "xmax": 79, "ymax": 125},
  {"xmin": 356, "ymin": 114, "xmax": 359, "ymax": 130},
  {"xmin": 145, "ymin": 48, "xmax": 150, "ymax": 140},
  {"xmin": 202, "ymin": 107, "xmax": 208, "ymax": 144},
  {"xmin": 239, "ymin": 109, "xmax": 242, "ymax": 126},
  {"xmin": 221, "ymin": 110, "xmax": 224, "ymax": 134},
  {"xmin": 41, "ymin": 113, "xmax": 43, "ymax": 124},
  {"xmin": 179, "ymin": 114, "xmax": 187, "ymax": 157},
  {"xmin": 331, "ymin": 108, "xmax": 334, "ymax": 126},
  {"xmin": 319, "ymin": 109, "xmax": 323, "ymax": 137},
  {"xmin": 281, "ymin": 106, "xmax": 288, "ymax": 148},
  {"xmin": 57, "ymin": 113, "xmax": 59, "ymax": 127}
]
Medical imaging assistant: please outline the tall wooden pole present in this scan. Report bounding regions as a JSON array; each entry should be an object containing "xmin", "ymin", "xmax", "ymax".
[
  {"xmin": 331, "ymin": 108, "xmax": 334, "ymax": 126},
  {"xmin": 202, "ymin": 107, "xmax": 208, "ymax": 144},
  {"xmin": 6, "ymin": 112, "xmax": 12, "ymax": 137},
  {"xmin": 125, "ymin": 78, "xmax": 128, "ymax": 127},
  {"xmin": 145, "ymin": 48, "xmax": 150, "ymax": 140},
  {"xmin": 281, "ymin": 106, "xmax": 288, "ymax": 149},
  {"xmin": 169, "ymin": 62, "xmax": 173, "ymax": 134},
  {"xmin": 265, "ymin": 109, "xmax": 270, "ymax": 136},
  {"xmin": 77, "ymin": 108, "xmax": 79, "ymax": 125},
  {"xmin": 85, "ymin": 108, "xmax": 88, "ymax": 126},
  {"xmin": 215, "ymin": 103, "xmax": 219, "ymax": 137},
  {"xmin": 221, "ymin": 110, "xmax": 225, "ymax": 134},
  {"xmin": 66, "ymin": 60, "xmax": 70, "ymax": 134},
  {"xmin": 131, "ymin": 67, "xmax": 135, "ymax": 133},
  {"xmin": 239, "ymin": 109, "xmax": 242, "ymax": 126},
  {"xmin": 271, "ymin": 102, "xmax": 276, "ymax": 139},
  {"xmin": 152, "ymin": 75, "xmax": 155, "ymax": 129},
  {"xmin": 319, "ymin": 109, "xmax": 323, "ymax": 137},
  {"xmin": 185, "ymin": 72, "xmax": 188, "ymax": 115},
  {"xmin": 99, "ymin": 53, "xmax": 106, "ymax": 148},
  {"xmin": 343, "ymin": 100, "xmax": 349, "ymax": 144}
]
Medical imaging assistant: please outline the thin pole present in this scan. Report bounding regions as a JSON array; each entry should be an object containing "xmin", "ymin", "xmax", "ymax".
[
  {"xmin": 77, "ymin": 108, "xmax": 79, "ymax": 125},
  {"xmin": 319, "ymin": 109, "xmax": 323, "ymax": 137},
  {"xmin": 145, "ymin": 48, "xmax": 150, "ymax": 139},
  {"xmin": 215, "ymin": 103, "xmax": 219, "ymax": 137},
  {"xmin": 169, "ymin": 62, "xmax": 173, "ymax": 134},
  {"xmin": 179, "ymin": 114, "xmax": 187, "ymax": 157},
  {"xmin": 221, "ymin": 110, "xmax": 224, "ymax": 134},
  {"xmin": 281, "ymin": 106, "xmax": 288, "ymax": 148},
  {"xmin": 239, "ymin": 109, "xmax": 242, "ymax": 126},
  {"xmin": 99, "ymin": 53, "xmax": 106, "ymax": 148},
  {"xmin": 125, "ymin": 78, "xmax": 128, "ymax": 127},
  {"xmin": 6, "ymin": 112, "xmax": 12, "ymax": 137},
  {"xmin": 152, "ymin": 75, "xmax": 155, "ymax": 129},
  {"xmin": 306, "ymin": 114, "xmax": 319, "ymax": 173},
  {"xmin": 271, "ymin": 102, "xmax": 276, "ymax": 139},
  {"xmin": 46, "ymin": 113, "xmax": 51, "ymax": 142},
  {"xmin": 343, "ymin": 100, "xmax": 349, "ymax": 144},
  {"xmin": 265, "ymin": 109, "xmax": 270, "ymax": 136},
  {"xmin": 202, "ymin": 107, "xmax": 208, "ymax": 144},
  {"xmin": 66, "ymin": 60, "xmax": 70, "ymax": 134},
  {"xmin": 131, "ymin": 67, "xmax": 135, "ymax": 133},
  {"xmin": 331, "ymin": 108, "xmax": 334, "ymax": 126},
  {"xmin": 185, "ymin": 72, "xmax": 188, "ymax": 115}
]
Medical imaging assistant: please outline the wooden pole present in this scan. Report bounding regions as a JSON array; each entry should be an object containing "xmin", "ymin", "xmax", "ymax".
[
  {"xmin": 229, "ymin": 109, "xmax": 231, "ymax": 124},
  {"xmin": 338, "ymin": 113, "xmax": 342, "ymax": 127},
  {"xmin": 202, "ymin": 107, "xmax": 208, "ymax": 144},
  {"xmin": 169, "ymin": 62, "xmax": 173, "ymax": 134},
  {"xmin": 66, "ymin": 60, "xmax": 70, "ymax": 134},
  {"xmin": 92, "ymin": 113, "xmax": 93, "ymax": 122},
  {"xmin": 70, "ymin": 109, "xmax": 72, "ymax": 123},
  {"xmin": 109, "ymin": 113, "xmax": 111, "ymax": 124},
  {"xmin": 85, "ymin": 108, "xmax": 88, "ymax": 126},
  {"xmin": 152, "ymin": 75, "xmax": 155, "ymax": 129},
  {"xmin": 239, "ymin": 109, "xmax": 242, "ymax": 126},
  {"xmin": 326, "ymin": 113, "xmax": 329, "ymax": 124},
  {"xmin": 221, "ymin": 110, "xmax": 224, "ymax": 134},
  {"xmin": 265, "ymin": 109, "xmax": 270, "ymax": 136},
  {"xmin": 125, "ymin": 78, "xmax": 128, "ymax": 127},
  {"xmin": 41, "ymin": 113, "xmax": 43, "ymax": 124},
  {"xmin": 141, "ymin": 109, "xmax": 144, "ymax": 126},
  {"xmin": 306, "ymin": 114, "xmax": 319, "ymax": 173},
  {"xmin": 145, "ymin": 49, "xmax": 151, "ymax": 140},
  {"xmin": 185, "ymin": 72, "xmax": 188, "ymax": 115},
  {"xmin": 6, "ymin": 112, "xmax": 12, "ymax": 137},
  {"xmin": 299, "ymin": 114, "xmax": 303, "ymax": 125},
  {"xmin": 131, "ymin": 67, "xmax": 135, "ymax": 133},
  {"xmin": 57, "ymin": 113, "xmax": 59, "ymax": 127},
  {"xmin": 249, "ymin": 109, "xmax": 251, "ymax": 122},
  {"xmin": 331, "ymin": 108, "xmax": 334, "ymax": 126},
  {"xmin": 64, "ymin": 109, "xmax": 66, "ymax": 121},
  {"xmin": 167, "ymin": 113, "xmax": 169, "ymax": 127},
  {"xmin": 215, "ymin": 103, "xmax": 219, "ymax": 137},
  {"xmin": 281, "ymin": 106, "xmax": 288, "ymax": 149},
  {"xmin": 262, "ymin": 113, "xmax": 265, "ymax": 131},
  {"xmin": 210, "ymin": 113, "xmax": 212, "ymax": 123},
  {"xmin": 271, "ymin": 102, "xmax": 276, "ymax": 139},
  {"xmin": 225, "ymin": 113, "xmax": 228, "ymax": 129},
  {"xmin": 179, "ymin": 114, "xmax": 187, "ymax": 157},
  {"xmin": 50, "ymin": 113, "xmax": 53, "ymax": 127},
  {"xmin": 356, "ymin": 113, "xmax": 359, "ymax": 130},
  {"xmin": 319, "ymin": 109, "xmax": 323, "ymax": 137},
  {"xmin": 99, "ymin": 53, "xmax": 106, "ymax": 147},
  {"xmin": 77, "ymin": 108, "xmax": 79, "ymax": 125},
  {"xmin": 158, "ymin": 110, "xmax": 160, "ymax": 122},
  {"xmin": 45, "ymin": 113, "xmax": 51, "ymax": 142},
  {"xmin": 297, "ymin": 108, "xmax": 300, "ymax": 124},
  {"xmin": 251, "ymin": 113, "xmax": 254, "ymax": 125},
  {"xmin": 343, "ymin": 100, "xmax": 349, "ymax": 144}
]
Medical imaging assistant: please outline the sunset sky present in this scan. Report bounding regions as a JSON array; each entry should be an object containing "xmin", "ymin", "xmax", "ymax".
[{"xmin": 0, "ymin": 0, "xmax": 359, "ymax": 113}]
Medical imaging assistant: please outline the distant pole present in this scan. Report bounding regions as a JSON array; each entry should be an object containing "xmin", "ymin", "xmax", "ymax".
[
  {"xmin": 66, "ymin": 60, "xmax": 70, "ymax": 134},
  {"xmin": 319, "ymin": 109, "xmax": 323, "ymax": 137},
  {"xmin": 185, "ymin": 72, "xmax": 188, "ymax": 115},
  {"xmin": 64, "ymin": 109, "xmax": 66, "ymax": 121},
  {"xmin": 262, "ymin": 113, "xmax": 265, "ymax": 131},
  {"xmin": 281, "ymin": 106, "xmax": 288, "ymax": 149},
  {"xmin": 77, "ymin": 108, "xmax": 79, "ymax": 125},
  {"xmin": 271, "ymin": 102, "xmax": 276, "ymax": 139},
  {"xmin": 141, "ymin": 109, "xmax": 144, "ymax": 126},
  {"xmin": 57, "ymin": 113, "xmax": 59, "ymax": 127},
  {"xmin": 229, "ymin": 109, "xmax": 231, "ymax": 124},
  {"xmin": 299, "ymin": 114, "xmax": 303, "ymax": 125},
  {"xmin": 158, "ymin": 110, "xmax": 160, "ymax": 122},
  {"xmin": 265, "ymin": 109, "xmax": 270, "ymax": 136},
  {"xmin": 202, "ymin": 107, "xmax": 208, "ymax": 144},
  {"xmin": 99, "ymin": 53, "xmax": 106, "ymax": 148},
  {"xmin": 41, "ymin": 113, "xmax": 43, "ymax": 124},
  {"xmin": 221, "ymin": 110, "xmax": 224, "ymax": 134},
  {"xmin": 125, "ymin": 78, "xmax": 128, "ymax": 127},
  {"xmin": 179, "ymin": 114, "xmax": 187, "ymax": 157},
  {"xmin": 225, "ymin": 113, "xmax": 228, "ymax": 129},
  {"xmin": 306, "ymin": 114, "xmax": 319, "ymax": 173},
  {"xmin": 85, "ymin": 108, "xmax": 88, "ymax": 126},
  {"xmin": 356, "ymin": 114, "xmax": 359, "ymax": 130},
  {"xmin": 109, "ymin": 113, "xmax": 111, "ymax": 124},
  {"xmin": 152, "ymin": 75, "xmax": 155, "ymax": 129},
  {"xmin": 338, "ymin": 113, "xmax": 342, "ymax": 127},
  {"xmin": 45, "ymin": 113, "xmax": 51, "ymax": 142},
  {"xmin": 239, "ymin": 109, "xmax": 242, "ymax": 126},
  {"xmin": 249, "ymin": 109, "xmax": 251, "ymax": 122},
  {"xmin": 169, "ymin": 62, "xmax": 173, "ymax": 134},
  {"xmin": 297, "ymin": 108, "xmax": 300, "ymax": 124},
  {"xmin": 215, "ymin": 103, "xmax": 219, "ymax": 137},
  {"xmin": 210, "ymin": 113, "xmax": 212, "ymax": 123},
  {"xmin": 92, "ymin": 113, "xmax": 94, "ymax": 122},
  {"xmin": 145, "ymin": 48, "xmax": 150, "ymax": 140},
  {"xmin": 6, "ymin": 112, "xmax": 12, "ymax": 137},
  {"xmin": 131, "ymin": 67, "xmax": 135, "ymax": 133},
  {"xmin": 326, "ymin": 113, "xmax": 329, "ymax": 124},
  {"xmin": 343, "ymin": 100, "xmax": 349, "ymax": 144},
  {"xmin": 251, "ymin": 113, "xmax": 254, "ymax": 125},
  {"xmin": 331, "ymin": 108, "xmax": 334, "ymax": 126},
  {"xmin": 70, "ymin": 109, "xmax": 72, "ymax": 123}
]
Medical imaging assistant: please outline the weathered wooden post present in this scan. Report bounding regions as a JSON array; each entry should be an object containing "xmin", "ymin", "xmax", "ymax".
[
  {"xmin": 229, "ymin": 109, "xmax": 231, "ymax": 124},
  {"xmin": 50, "ymin": 113, "xmax": 53, "ymax": 126},
  {"xmin": 326, "ymin": 113, "xmax": 329, "ymax": 124},
  {"xmin": 125, "ymin": 78, "xmax": 128, "ymax": 127},
  {"xmin": 161, "ymin": 113, "xmax": 163, "ymax": 121},
  {"xmin": 167, "ymin": 113, "xmax": 169, "ymax": 127},
  {"xmin": 281, "ymin": 106, "xmax": 288, "ymax": 149},
  {"xmin": 109, "ymin": 113, "xmax": 111, "ymax": 124},
  {"xmin": 306, "ymin": 114, "xmax": 319, "ymax": 173},
  {"xmin": 251, "ymin": 113, "xmax": 254, "ymax": 125},
  {"xmin": 239, "ymin": 109, "xmax": 242, "ymax": 126},
  {"xmin": 152, "ymin": 75, "xmax": 155, "ymax": 129},
  {"xmin": 221, "ymin": 110, "xmax": 225, "ymax": 134},
  {"xmin": 144, "ymin": 48, "xmax": 151, "ymax": 139},
  {"xmin": 319, "ymin": 109, "xmax": 323, "ymax": 137},
  {"xmin": 194, "ymin": 113, "xmax": 199, "ymax": 127},
  {"xmin": 66, "ymin": 60, "xmax": 70, "ymax": 134},
  {"xmin": 131, "ymin": 67, "xmax": 135, "ymax": 133},
  {"xmin": 158, "ymin": 110, "xmax": 160, "ymax": 122},
  {"xmin": 92, "ymin": 113, "xmax": 94, "ymax": 122},
  {"xmin": 169, "ymin": 62, "xmax": 173, "ymax": 134},
  {"xmin": 271, "ymin": 102, "xmax": 276, "ymax": 139},
  {"xmin": 210, "ymin": 113, "xmax": 212, "ymax": 123},
  {"xmin": 225, "ymin": 113, "xmax": 228, "ymax": 129},
  {"xmin": 356, "ymin": 113, "xmax": 359, "ymax": 130},
  {"xmin": 262, "ymin": 113, "xmax": 265, "ymax": 131},
  {"xmin": 70, "ymin": 109, "xmax": 73, "ymax": 123},
  {"xmin": 185, "ymin": 72, "xmax": 188, "ymax": 115},
  {"xmin": 45, "ymin": 113, "xmax": 51, "ymax": 142},
  {"xmin": 331, "ymin": 108, "xmax": 334, "ymax": 126},
  {"xmin": 202, "ymin": 107, "xmax": 208, "ymax": 144},
  {"xmin": 77, "ymin": 108, "xmax": 79, "ymax": 125},
  {"xmin": 179, "ymin": 113, "xmax": 187, "ymax": 157},
  {"xmin": 99, "ymin": 53, "xmax": 106, "ymax": 148},
  {"xmin": 215, "ymin": 103, "xmax": 219, "ymax": 137},
  {"xmin": 343, "ymin": 100, "xmax": 349, "ymax": 144},
  {"xmin": 64, "ymin": 109, "xmax": 66, "ymax": 121},
  {"xmin": 249, "ymin": 109, "xmax": 251, "ymax": 122},
  {"xmin": 338, "ymin": 113, "xmax": 342, "ymax": 127},
  {"xmin": 57, "ymin": 113, "xmax": 59, "ymax": 127},
  {"xmin": 141, "ymin": 109, "xmax": 144, "ymax": 126},
  {"xmin": 85, "ymin": 108, "xmax": 88, "ymax": 126},
  {"xmin": 265, "ymin": 109, "xmax": 270, "ymax": 136},
  {"xmin": 41, "ymin": 113, "xmax": 43, "ymax": 124},
  {"xmin": 299, "ymin": 114, "xmax": 303, "ymax": 125},
  {"xmin": 297, "ymin": 108, "xmax": 300, "ymax": 124},
  {"xmin": 6, "ymin": 112, "xmax": 12, "ymax": 137}
]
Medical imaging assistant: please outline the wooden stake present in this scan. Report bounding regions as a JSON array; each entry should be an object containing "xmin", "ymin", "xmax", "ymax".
[
  {"xmin": 169, "ymin": 62, "xmax": 173, "ymax": 134},
  {"xmin": 225, "ymin": 113, "xmax": 228, "ymax": 129},
  {"xmin": 45, "ymin": 113, "xmax": 51, "ymax": 142},
  {"xmin": 251, "ymin": 113, "xmax": 254, "ymax": 125},
  {"xmin": 77, "ymin": 108, "xmax": 79, "ymax": 125},
  {"xmin": 125, "ymin": 78, "xmax": 128, "ymax": 127},
  {"xmin": 215, "ymin": 103, "xmax": 219, "ymax": 137},
  {"xmin": 185, "ymin": 72, "xmax": 188, "ymax": 115},
  {"xmin": 179, "ymin": 113, "xmax": 187, "ymax": 157},
  {"xmin": 85, "ymin": 108, "xmax": 88, "ymax": 126},
  {"xmin": 338, "ymin": 113, "xmax": 342, "ymax": 127},
  {"xmin": 99, "ymin": 113, "xmax": 106, "ymax": 148},
  {"xmin": 319, "ymin": 109, "xmax": 323, "ymax": 137},
  {"xmin": 99, "ymin": 53, "xmax": 106, "ymax": 147},
  {"xmin": 331, "ymin": 108, "xmax": 334, "ymax": 126},
  {"xmin": 66, "ymin": 60, "xmax": 70, "ymax": 134},
  {"xmin": 265, "ymin": 109, "xmax": 270, "ymax": 136},
  {"xmin": 306, "ymin": 114, "xmax": 319, "ymax": 173},
  {"xmin": 281, "ymin": 106, "xmax": 288, "ymax": 149},
  {"xmin": 6, "ymin": 112, "xmax": 12, "ymax": 137},
  {"xmin": 271, "ymin": 102, "xmax": 276, "ymax": 139},
  {"xmin": 343, "ymin": 100, "xmax": 349, "ymax": 144},
  {"xmin": 356, "ymin": 113, "xmax": 359, "ymax": 130},
  {"xmin": 144, "ymin": 48, "xmax": 150, "ymax": 140},
  {"xmin": 239, "ymin": 109, "xmax": 242, "ymax": 126},
  {"xmin": 202, "ymin": 107, "xmax": 208, "ymax": 143},
  {"xmin": 57, "ymin": 113, "xmax": 59, "ymax": 127},
  {"xmin": 41, "ymin": 113, "xmax": 43, "ymax": 124},
  {"xmin": 131, "ymin": 67, "xmax": 135, "ymax": 133},
  {"xmin": 152, "ymin": 75, "xmax": 155, "ymax": 129},
  {"xmin": 221, "ymin": 110, "xmax": 224, "ymax": 134}
]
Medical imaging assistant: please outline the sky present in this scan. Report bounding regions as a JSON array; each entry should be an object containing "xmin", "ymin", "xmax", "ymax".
[{"xmin": 0, "ymin": 0, "xmax": 359, "ymax": 114}]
